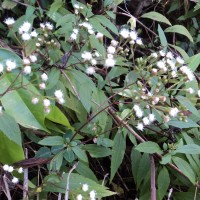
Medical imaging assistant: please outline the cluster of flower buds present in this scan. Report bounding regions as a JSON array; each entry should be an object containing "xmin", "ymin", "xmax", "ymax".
[{"xmin": 76, "ymin": 183, "xmax": 97, "ymax": 200}]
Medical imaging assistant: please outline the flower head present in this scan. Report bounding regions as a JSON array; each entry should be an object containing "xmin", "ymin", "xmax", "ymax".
[
  {"xmin": 136, "ymin": 123, "xmax": 144, "ymax": 131},
  {"xmin": 81, "ymin": 51, "xmax": 92, "ymax": 61},
  {"xmin": 143, "ymin": 117, "xmax": 150, "ymax": 125},
  {"xmin": 105, "ymin": 58, "xmax": 116, "ymax": 68},
  {"xmin": 82, "ymin": 183, "xmax": 89, "ymax": 191},
  {"xmin": 86, "ymin": 66, "xmax": 95, "ymax": 75},
  {"xmin": 30, "ymin": 30, "xmax": 38, "ymax": 37},
  {"xmin": 12, "ymin": 177, "xmax": 19, "ymax": 184},
  {"xmin": 41, "ymin": 73, "xmax": 48, "ymax": 82},
  {"xmin": 129, "ymin": 30, "xmax": 138, "ymax": 40},
  {"xmin": 169, "ymin": 107, "xmax": 179, "ymax": 117},
  {"xmin": 76, "ymin": 194, "xmax": 83, "ymax": 200},
  {"xmin": 149, "ymin": 113, "xmax": 155, "ymax": 122},
  {"xmin": 29, "ymin": 55, "xmax": 37, "ymax": 63},
  {"xmin": 54, "ymin": 90, "xmax": 64, "ymax": 99},
  {"xmin": 18, "ymin": 167, "xmax": 23, "ymax": 173},
  {"xmin": 45, "ymin": 22, "xmax": 53, "ymax": 30},
  {"xmin": 24, "ymin": 66, "xmax": 31, "ymax": 74},
  {"xmin": 107, "ymin": 46, "xmax": 115, "ymax": 54},
  {"xmin": 6, "ymin": 60, "xmax": 16, "ymax": 71},
  {"xmin": 4, "ymin": 17, "xmax": 15, "ymax": 26},
  {"xmin": 119, "ymin": 28, "xmax": 129, "ymax": 38},
  {"xmin": 0, "ymin": 64, "xmax": 4, "ymax": 73},
  {"xmin": 3, "ymin": 164, "xmax": 9, "ymax": 171},
  {"xmin": 96, "ymin": 32, "xmax": 104, "ymax": 39},
  {"xmin": 90, "ymin": 190, "xmax": 96, "ymax": 199},
  {"xmin": 176, "ymin": 56, "xmax": 184, "ymax": 64},
  {"xmin": 32, "ymin": 97, "xmax": 39, "ymax": 105},
  {"xmin": 19, "ymin": 21, "xmax": 31, "ymax": 34},
  {"xmin": 43, "ymin": 99, "xmax": 50, "ymax": 107},
  {"xmin": 8, "ymin": 166, "xmax": 14, "ymax": 172}
]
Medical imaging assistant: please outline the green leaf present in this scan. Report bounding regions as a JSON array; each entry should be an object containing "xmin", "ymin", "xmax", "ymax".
[
  {"xmin": 141, "ymin": 11, "xmax": 171, "ymax": 26},
  {"xmin": 39, "ymin": 136, "xmax": 64, "ymax": 146},
  {"xmin": 176, "ymin": 96, "xmax": 200, "ymax": 119},
  {"xmin": 108, "ymin": 67, "xmax": 129, "ymax": 80},
  {"xmin": 169, "ymin": 44, "xmax": 189, "ymax": 61},
  {"xmin": 82, "ymin": 144, "xmax": 111, "ymax": 158},
  {"xmin": 46, "ymin": 106, "xmax": 73, "ymax": 130},
  {"xmin": 113, "ymin": 0, "xmax": 123, "ymax": 5},
  {"xmin": 2, "ymin": 0, "xmax": 17, "ymax": 9},
  {"xmin": 174, "ymin": 144, "xmax": 200, "ymax": 155},
  {"xmin": 46, "ymin": 68, "xmax": 60, "ymax": 90},
  {"xmin": 135, "ymin": 141, "xmax": 163, "ymax": 154},
  {"xmin": 0, "ymin": 131, "xmax": 24, "ymax": 164},
  {"xmin": 172, "ymin": 156, "xmax": 196, "ymax": 184},
  {"xmin": 158, "ymin": 24, "xmax": 168, "ymax": 48},
  {"xmin": 0, "ymin": 112, "xmax": 21, "ymax": 145},
  {"xmin": 0, "ymin": 74, "xmax": 47, "ymax": 131},
  {"xmin": 165, "ymin": 25, "xmax": 193, "ymax": 42},
  {"xmin": 157, "ymin": 167, "xmax": 170, "ymax": 200},
  {"xmin": 72, "ymin": 146, "xmax": 88, "ymax": 163},
  {"xmin": 110, "ymin": 131, "xmax": 126, "ymax": 182},
  {"xmin": 160, "ymin": 153, "xmax": 171, "ymax": 165},
  {"xmin": 35, "ymin": 147, "xmax": 51, "ymax": 158},
  {"xmin": 168, "ymin": 119, "xmax": 199, "ymax": 128},
  {"xmin": 187, "ymin": 53, "xmax": 200, "ymax": 71},
  {"xmin": 43, "ymin": 173, "xmax": 116, "ymax": 198}
]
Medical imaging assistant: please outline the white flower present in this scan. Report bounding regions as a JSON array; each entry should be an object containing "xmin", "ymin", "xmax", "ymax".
[
  {"xmin": 8, "ymin": 166, "xmax": 14, "ymax": 172},
  {"xmin": 76, "ymin": 194, "xmax": 83, "ymax": 200},
  {"xmin": 45, "ymin": 22, "xmax": 53, "ymax": 30},
  {"xmin": 0, "ymin": 106, "xmax": 2, "ymax": 114},
  {"xmin": 24, "ymin": 66, "xmax": 31, "ymax": 74},
  {"xmin": 73, "ymin": 28, "xmax": 79, "ymax": 34},
  {"xmin": 58, "ymin": 98, "xmax": 65, "ymax": 104},
  {"xmin": 88, "ymin": 29, "xmax": 95, "ymax": 34},
  {"xmin": 44, "ymin": 107, "xmax": 51, "ymax": 114},
  {"xmin": 143, "ymin": 117, "xmax": 150, "ymax": 125},
  {"xmin": 18, "ymin": 167, "xmax": 23, "ymax": 173},
  {"xmin": 159, "ymin": 50, "xmax": 166, "ymax": 57},
  {"xmin": 133, "ymin": 105, "xmax": 140, "ymax": 111},
  {"xmin": 136, "ymin": 110, "xmax": 143, "ymax": 118},
  {"xmin": 54, "ymin": 90, "xmax": 64, "ymax": 99},
  {"xmin": 39, "ymin": 82, "xmax": 46, "ymax": 90},
  {"xmin": 164, "ymin": 115, "xmax": 170, "ymax": 123},
  {"xmin": 4, "ymin": 17, "xmax": 15, "ymax": 26},
  {"xmin": 86, "ymin": 66, "xmax": 95, "ymax": 75},
  {"xmin": 136, "ymin": 38, "xmax": 143, "ymax": 45},
  {"xmin": 23, "ymin": 58, "xmax": 30, "ymax": 65},
  {"xmin": 6, "ymin": 60, "xmax": 16, "ymax": 71},
  {"xmin": 111, "ymin": 40, "xmax": 118, "ymax": 47},
  {"xmin": 82, "ymin": 184, "xmax": 89, "ymax": 191},
  {"xmin": 169, "ymin": 107, "xmax": 179, "ymax": 117},
  {"xmin": 166, "ymin": 52, "xmax": 173, "ymax": 59},
  {"xmin": 149, "ymin": 114, "xmax": 155, "ymax": 122},
  {"xmin": 153, "ymin": 97, "xmax": 159, "ymax": 104},
  {"xmin": 12, "ymin": 177, "xmax": 19, "ymax": 184},
  {"xmin": 171, "ymin": 71, "xmax": 177, "ymax": 78},
  {"xmin": 107, "ymin": 46, "xmax": 115, "ymax": 54},
  {"xmin": 40, "ymin": 23, "xmax": 45, "ymax": 29},
  {"xmin": 80, "ymin": 22, "xmax": 93, "ymax": 30},
  {"xmin": 19, "ymin": 21, "xmax": 31, "ymax": 33},
  {"xmin": 157, "ymin": 60, "xmax": 165, "ymax": 69},
  {"xmin": 74, "ymin": 3, "xmax": 80, "ymax": 9},
  {"xmin": 107, "ymin": 54, "xmax": 114, "ymax": 59},
  {"xmin": 105, "ymin": 58, "xmax": 115, "ymax": 68},
  {"xmin": 176, "ymin": 56, "xmax": 184, "ymax": 64},
  {"xmin": 119, "ymin": 28, "xmax": 129, "ymax": 38},
  {"xmin": 29, "ymin": 55, "xmax": 37, "ymax": 63},
  {"xmin": 70, "ymin": 32, "xmax": 77, "ymax": 40},
  {"xmin": 151, "ymin": 52, "xmax": 158, "ymax": 58},
  {"xmin": 0, "ymin": 64, "xmax": 4, "ymax": 73},
  {"xmin": 3, "ymin": 164, "xmax": 9, "ymax": 171},
  {"xmin": 198, "ymin": 90, "xmax": 200, "ymax": 98},
  {"xmin": 21, "ymin": 33, "xmax": 31, "ymax": 41},
  {"xmin": 167, "ymin": 59, "xmax": 176, "ymax": 70},
  {"xmin": 41, "ymin": 73, "xmax": 48, "ymax": 82},
  {"xmin": 180, "ymin": 66, "xmax": 194, "ymax": 81},
  {"xmin": 151, "ymin": 68, "xmax": 158, "ymax": 75},
  {"xmin": 129, "ymin": 30, "xmax": 138, "ymax": 40},
  {"xmin": 90, "ymin": 59, "xmax": 97, "ymax": 65},
  {"xmin": 187, "ymin": 87, "xmax": 194, "ymax": 94},
  {"xmin": 81, "ymin": 51, "xmax": 92, "ymax": 61},
  {"xmin": 90, "ymin": 190, "xmax": 96, "ymax": 198},
  {"xmin": 32, "ymin": 97, "xmax": 39, "ymax": 105},
  {"xmin": 43, "ymin": 99, "xmax": 50, "ymax": 107},
  {"xmin": 96, "ymin": 32, "xmax": 103, "ymax": 39},
  {"xmin": 30, "ymin": 30, "xmax": 38, "ymax": 37},
  {"xmin": 136, "ymin": 123, "xmax": 144, "ymax": 131},
  {"xmin": 129, "ymin": 40, "xmax": 135, "ymax": 45},
  {"xmin": 94, "ymin": 52, "xmax": 100, "ymax": 57}
]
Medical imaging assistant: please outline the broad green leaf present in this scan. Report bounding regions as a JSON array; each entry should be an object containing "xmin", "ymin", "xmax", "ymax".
[
  {"xmin": 2, "ymin": 0, "xmax": 17, "ymax": 9},
  {"xmin": 169, "ymin": 44, "xmax": 189, "ymax": 61},
  {"xmin": 39, "ymin": 136, "xmax": 64, "ymax": 146},
  {"xmin": 187, "ymin": 53, "xmax": 200, "ymax": 71},
  {"xmin": 72, "ymin": 146, "xmax": 88, "ymax": 163},
  {"xmin": 131, "ymin": 148, "xmax": 141, "ymax": 181},
  {"xmin": 46, "ymin": 106, "xmax": 73, "ymax": 130},
  {"xmin": 110, "ymin": 131, "xmax": 126, "ymax": 182},
  {"xmin": 63, "ymin": 149, "xmax": 75, "ymax": 163},
  {"xmin": 46, "ymin": 68, "xmax": 60, "ymax": 89},
  {"xmin": 172, "ymin": 156, "xmax": 196, "ymax": 184},
  {"xmin": 75, "ymin": 162, "xmax": 98, "ymax": 182},
  {"xmin": 113, "ymin": 0, "xmax": 123, "ymax": 5},
  {"xmin": 35, "ymin": 147, "xmax": 51, "ymax": 158},
  {"xmin": 158, "ymin": 24, "xmax": 168, "ymax": 48},
  {"xmin": 43, "ymin": 173, "xmax": 116, "ymax": 198},
  {"xmin": 0, "ymin": 131, "xmax": 24, "ymax": 164},
  {"xmin": 160, "ymin": 153, "xmax": 171, "ymax": 165},
  {"xmin": 157, "ymin": 167, "xmax": 170, "ymax": 200},
  {"xmin": 165, "ymin": 25, "xmax": 193, "ymax": 42},
  {"xmin": 50, "ymin": 151, "xmax": 64, "ymax": 171},
  {"xmin": 168, "ymin": 119, "xmax": 199, "ymax": 128},
  {"xmin": 94, "ymin": 15, "xmax": 118, "ymax": 35},
  {"xmin": 135, "ymin": 141, "xmax": 163, "ymax": 154},
  {"xmin": 141, "ymin": 11, "xmax": 171, "ymax": 26},
  {"xmin": 176, "ymin": 96, "xmax": 200, "ymax": 119},
  {"xmin": 0, "ymin": 112, "xmax": 21, "ymax": 145},
  {"xmin": 0, "ymin": 74, "xmax": 46, "ymax": 131},
  {"xmin": 82, "ymin": 144, "xmax": 111, "ymax": 158},
  {"xmin": 174, "ymin": 144, "xmax": 200, "ymax": 155},
  {"xmin": 108, "ymin": 67, "xmax": 128, "ymax": 80}
]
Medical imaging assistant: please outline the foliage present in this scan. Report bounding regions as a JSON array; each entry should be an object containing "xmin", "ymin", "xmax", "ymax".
[{"xmin": 0, "ymin": 0, "xmax": 200, "ymax": 199}]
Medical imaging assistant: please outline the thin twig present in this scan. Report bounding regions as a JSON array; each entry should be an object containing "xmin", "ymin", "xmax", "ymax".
[
  {"xmin": 150, "ymin": 155, "xmax": 156, "ymax": 200},
  {"xmin": 58, "ymin": 193, "xmax": 62, "ymax": 200},
  {"xmin": 64, "ymin": 162, "xmax": 79, "ymax": 200},
  {"xmin": 23, "ymin": 148, "xmax": 29, "ymax": 200},
  {"xmin": 3, "ymin": 175, "xmax": 12, "ymax": 200}
]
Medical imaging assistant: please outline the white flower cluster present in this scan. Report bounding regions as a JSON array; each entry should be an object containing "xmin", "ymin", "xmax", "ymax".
[
  {"xmin": 76, "ymin": 184, "xmax": 97, "ymax": 200},
  {"xmin": 40, "ymin": 22, "xmax": 53, "ymax": 31},
  {"xmin": 23, "ymin": 54, "xmax": 37, "ymax": 75},
  {"xmin": 73, "ymin": 3, "xmax": 84, "ymax": 14},
  {"xmin": 79, "ymin": 22, "xmax": 94, "ymax": 34},
  {"xmin": 70, "ymin": 28, "xmax": 79, "ymax": 41},
  {"xmin": 119, "ymin": 29, "xmax": 143, "ymax": 45},
  {"xmin": 4, "ymin": 17, "xmax": 15, "ymax": 26},
  {"xmin": 39, "ymin": 73, "xmax": 48, "ymax": 90},
  {"xmin": 43, "ymin": 98, "xmax": 51, "ymax": 114},
  {"xmin": 0, "ymin": 60, "xmax": 17, "ymax": 73},
  {"xmin": 54, "ymin": 90, "xmax": 65, "ymax": 104},
  {"xmin": 2, "ymin": 164, "xmax": 23, "ymax": 184},
  {"xmin": 133, "ymin": 105, "xmax": 156, "ymax": 131},
  {"xmin": 18, "ymin": 21, "xmax": 38, "ymax": 41}
]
